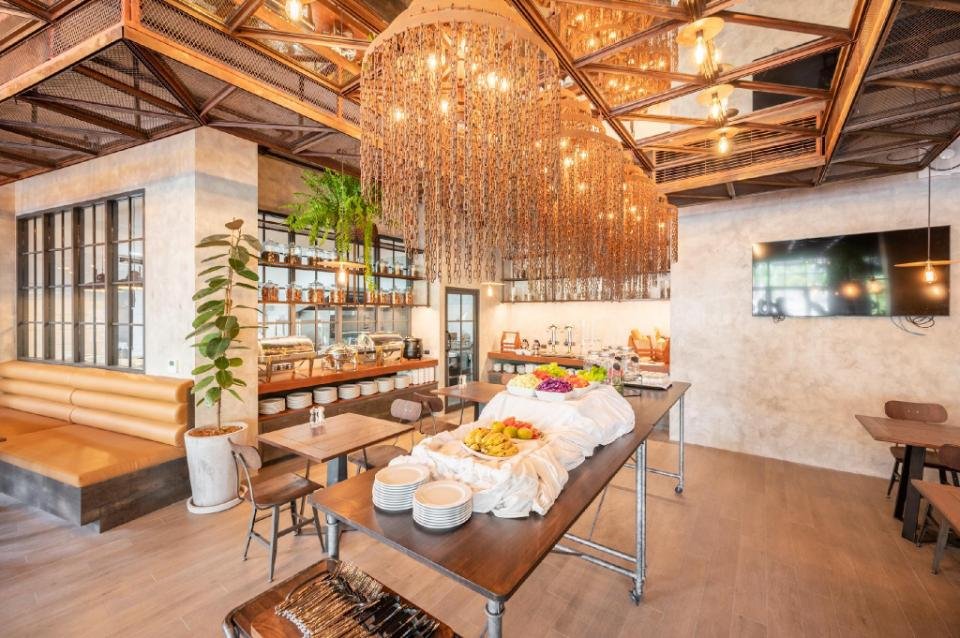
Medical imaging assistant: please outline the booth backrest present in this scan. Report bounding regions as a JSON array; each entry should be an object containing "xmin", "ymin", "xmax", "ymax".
[{"xmin": 0, "ymin": 361, "xmax": 193, "ymax": 447}]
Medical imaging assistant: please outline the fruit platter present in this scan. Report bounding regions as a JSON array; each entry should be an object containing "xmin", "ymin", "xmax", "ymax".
[
  {"xmin": 461, "ymin": 419, "xmax": 542, "ymax": 460},
  {"xmin": 506, "ymin": 373, "xmax": 539, "ymax": 397}
]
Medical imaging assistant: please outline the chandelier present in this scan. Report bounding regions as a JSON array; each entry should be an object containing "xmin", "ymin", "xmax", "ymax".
[
  {"xmin": 525, "ymin": 93, "xmax": 625, "ymax": 301},
  {"xmin": 553, "ymin": 2, "xmax": 676, "ymax": 108},
  {"xmin": 360, "ymin": 0, "xmax": 561, "ymax": 282}
]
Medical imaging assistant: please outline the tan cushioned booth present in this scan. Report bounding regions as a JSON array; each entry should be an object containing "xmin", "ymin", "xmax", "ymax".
[
  {"xmin": 0, "ymin": 407, "xmax": 69, "ymax": 439},
  {"xmin": 0, "ymin": 361, "xmax": 192, "ymax": 447},
  {"xmin": 0, "ymin": 425, "xmax": 185, "ymax": 487}
]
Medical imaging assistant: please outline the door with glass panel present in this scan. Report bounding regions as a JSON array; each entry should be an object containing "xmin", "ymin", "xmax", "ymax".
[{"xmin": 445, "ymin": 288, "xmax": 478, "ymax": 409}]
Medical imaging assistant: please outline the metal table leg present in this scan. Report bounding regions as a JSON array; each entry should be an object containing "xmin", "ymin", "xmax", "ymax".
[
  {"xmin": 646, "ymin": 394, "xmax": 685, "ymax": 493},
  {"xmin": 327, "ymin": 454, "xmax": 348, "ymax": 486},
  {"xmin": 631, "ymin": 441, "xmax": 647, "ymax": 604},
  {"xmin": 484, "ymin": 599, "xmax": 504, "ymax": 638},
  {"xmin": 326, "ymin": 515, "xmax": 340, "ymax": 559},
  {"xmin": 897, "ymin": 445, "xmax": 926, "ymax": 541}
]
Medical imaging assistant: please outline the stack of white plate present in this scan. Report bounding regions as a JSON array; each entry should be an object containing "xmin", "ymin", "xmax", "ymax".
[
  {"xmin": 338, "ymin": 384, "xmax": 361, "ymax": 400},
  {"xmin": 258, "ymin": 397, "xmax": 285, "ymax": 415},
  {"xmin": 394, "ymin": 374, "xmax": 411, "ymax": 389},
  {"xmin": 376, "ymin": 377, "xmax": 395, "ymax": 393},
  {"xmin": 358, "ymin": 380, "xmax": 378, "ymax": 396},
  {"xmin": 372, "ymin": 465, "xmax": 430, "ymax": 512},
  {"xmin": 313, "ymin": 387, "xmax": 337, "ymax": 404},
  {"xmin": 286, "ymin": 392, "xmax": 312, "ymax": 410},
  {"xmin": 412, "ymin": 480, "xmax": 473, "ymax": 531}
]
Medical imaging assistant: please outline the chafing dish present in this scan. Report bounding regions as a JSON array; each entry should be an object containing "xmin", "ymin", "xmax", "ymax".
[
  {"xmin": 357, "ymin": 332, "xmax": 404, "ymax": 365},
  {"xmin": 258, "ymin": 336, "xmax": 316, "ymax": 381},
  {"xmin": 322, "ymin": 343, "xmax": 358, "ymax": 372}
]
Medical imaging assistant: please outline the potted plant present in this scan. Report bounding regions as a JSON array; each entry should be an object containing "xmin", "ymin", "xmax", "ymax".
[
  {"xmin": 184, "ymin": 219, "xmax": 261, "ymax": 514},
  {"xmin": 286, "ymin": 169, "xmax": 380, "ymax": 289}
]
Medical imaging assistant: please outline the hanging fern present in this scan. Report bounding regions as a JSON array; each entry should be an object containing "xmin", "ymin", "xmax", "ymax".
[{"xmin": 285, "ymin": 169, "xmax": 380, "ymax": 289}]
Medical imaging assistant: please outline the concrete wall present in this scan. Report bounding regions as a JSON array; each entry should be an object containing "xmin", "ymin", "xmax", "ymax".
[
  {"xmin": 671, "ymin": 170, "xmax": 960, "ymax": 477},
  {"xmin": 5, "ymin": 128, "xmax": 260, "ymax": 436},
  {"xmin": 0, "ymin": 186, "xmax": 14, "ymax": 361}
]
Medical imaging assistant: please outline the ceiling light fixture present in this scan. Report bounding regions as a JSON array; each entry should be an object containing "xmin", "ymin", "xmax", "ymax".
[
  {"xmin": 717, "ymin": 131, "xmax": 731, "ymax": 155},
  {"xmin": 697, "ymin": 83, "xmax": 733, "ymax": 124},
  {"xmin": 284, "ymin": 0, "xmax": 303, "ymax": 20},
  {"xmin": 894, "ymin": 166, "xmax": 959, "ymax": 281},
  {"xmin": 677, "ymin": 17, "xmax": 724, "ymax": 80},
  {"xmin": 361, "ymin": 0, "xmax": 561, "ymax": 283}
]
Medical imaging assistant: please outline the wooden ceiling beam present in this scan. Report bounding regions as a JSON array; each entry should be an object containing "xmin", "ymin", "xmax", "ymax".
[
  {"xmin": 208, "ymin": 121, "xmax": 331, "ymax": 132},
  {"xmin": 739, "ymin": 177, "xmax": 812, "ymax": 187},
  {"xmin": 128, "ymin": 45, "xmax": 202, "ymax": 122},
  {"xmin": 199, "ymin": 85, "xmax": 237, "ymax": 120},
  {"xmin": 644, "ymin": 143, "xmax": 714, "ymax": 155},
  {"xmin": 244, "ymin": 5, "xmax": 361, "ymax": 77},
  {"xmin": 18, "ymin": 95, "xmax": 149, "ymax": 140},
  {"xmin": 837, "ymin": 159, "xmax": 917, "ymax": 170},
  {"xmin": 72, "ymin": 65, "xmax": 186, "ymax": 114},
  {"xmin": 225, "ymin": 0, "xmax": 263, "ymax": 32},
  {"xmin": 313, "ymin": 0, "xmax": 388, "ymax": 33},
  {"xmin": 868, "ymin": 77, "xmax": 960, "ymax": 94},
  {"xmin": 619, "ymin": 112, "xmax": 708, "ymax": 126},
  {"xmin": 611, "ymin": 36, "xmax": 844, "ymax": 115},
  {"xmin": 731, "ymin": 79, "xmax": 830, "ymax": 99},
  {"xmin": 580, "ymin": 63, "xmax": 701, "ymax": 84},
  {"xmin": 0, "ymin": 147, "xmax": 59, "ymax": 168},
  {"xmin": 48, "ymin": 0, "xmax": 89, "ymax": 19},
  {"xmin": 714, "ymin": 11, "xmax": 851, "ymax": 39},
  {"xmin": 2, "ymin": 0, "xmax": 48, "ymax": 21},
  {"xmin": 237, "ymin": 27, "xmax": 369, "ymax": 50},
  {"xmin": 574, "ymin": 19, "xmax": 683, "ymax": 68},
  {"xmin": 653, "ymin": 133, "xmax": 812, "ymax": 170},
  {"xmin": 0, "ymin": 123, "xmax": 97, "ymax": 155}
]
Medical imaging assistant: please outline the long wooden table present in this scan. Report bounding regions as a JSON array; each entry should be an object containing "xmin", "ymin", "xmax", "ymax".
[
  {"xmin": 311, "ymin": 383, "xmax": 691, "ymax": 637},
  {"xmin": 258, "ymin": 413, "xmax": 414, "ymax": 486},
  {"xmin": 912, "ymin": 479, "xmax": 960, "ymax": 574},
  {"xmin": 857, "ymin": 414, "xmax": 960, "ymax": 540}
]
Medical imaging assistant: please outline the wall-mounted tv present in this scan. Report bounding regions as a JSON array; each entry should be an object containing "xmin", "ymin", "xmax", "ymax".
[{"xmin": 752, "ymin": 226, "xmax": 950, "ymax": 317}]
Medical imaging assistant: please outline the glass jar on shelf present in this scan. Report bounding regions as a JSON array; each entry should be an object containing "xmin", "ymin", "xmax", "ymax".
[
  {"xmin": 286, "ymin": 283, "xmax": 304, "ymax": 304},
  {"xmin": 392, "ymin": 290, "xmax": 403, "ymax": 305},
  {"xmin": 261, "ymin": 281, "xmax": 279, "ymax": 303},
  {"xmin": 405, "ymin": 288, "xmax": 414, "ymax": 305},
  {"xmin": 261, "ymin": 240, "xmax": 281, "ymax": 264},
  {"xmin": 286, "ymin": 243, "xmax": 303, "ymax": 266},
  {"xmin": 307, "ymin": 282, "xmax": 322, "ymax": 304}
]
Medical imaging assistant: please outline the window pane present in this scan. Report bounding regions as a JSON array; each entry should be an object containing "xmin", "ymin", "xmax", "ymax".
[
  {"xmin": 94, "ymin": 289, "xmax": 105, "ymax": 323},
  {"xmin": 83, "ymin": 246, "xmax": 95, "ymax": 283},
  {"xmin": 132, "ymin": 286, "xmax": 143, "ymax": 325},
  {"xmin": 116, "ymin": 198, "xmax": 129, "ymax": 241},
  {"xmin": 63, "ymin": 212, "xmax": 72, "ymax": 248},
  {"xmin": 94, "ymin": 203, "xmax": 106, "ymax": 244},
  {"xmin": 115, "ymin": 325, "xmax": 130, "ymax": 368},
  {"xmin": 129, "ymin": 240, "xmax": 143, "ymax": 282},
  {"xmin": 53, "ymin": 213, "xmax": 62, "ymax": 248},
  {"xmin": 94, "ymin": 246, "xmax": 104, "ymax": 284},
  {"xmin": 54, "ymin": 327, "xmax": 63, "ymax": 361},
  {"xmin": 131, "ymin": 326, "xmax": 144, "ymax": 369},
  {"xmin": 83, "ymin": 289, "xmax": 94, "ymax": 322},
  {"xmin": 63, "ymin": 286, "xmax": 72, "ymax": 323},
  {"xmin": 131, "ymin": 196, "xmax": 143, "ymax": 238},
  {"xmin": 117, "ymin": 242, "xmax": 130, "ymax": 281},
  {"xmin": 63, "ymin": 326, "xmax": 73, "ymax": 362},
  {"xmin": 83, "ymin": 205, "xmax": 93, "ymax": 244},
  {"xmin": 117, "ymin": 285, "xmax": 130, "ymax": 323}
]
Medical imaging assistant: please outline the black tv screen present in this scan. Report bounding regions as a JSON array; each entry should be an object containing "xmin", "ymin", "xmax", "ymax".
[{"xmin": 752, "ymin": 226, "xmax": 950, "ymax": 317}]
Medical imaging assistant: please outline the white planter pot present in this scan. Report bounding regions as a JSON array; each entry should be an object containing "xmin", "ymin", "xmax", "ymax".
[{"xmin": 185, "ymin": 421, "xmax": 248, "ymax": 515}]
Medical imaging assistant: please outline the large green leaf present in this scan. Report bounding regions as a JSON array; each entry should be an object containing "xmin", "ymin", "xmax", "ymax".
[
  {"xmin": 229, "ymin": 357, "xmax": 243, "ymax": 367},
  {"xmin": 198, "ymin": 265, "xmax": 226, "ymax": 277},
  {"xmin": 192, "ymin": 287, "xmax": 215, "ymax": 301},
  {"xmin": 196, "ymin": 239, "xmax": 230, "ymax": 248},
  {"xmin": 192, "ymin": 376, "xmax": 214, "ymax": 393},
  {"xmin": 228, "ymin": 257, "xmax": 246, "ymax": 273},
  {"xmin": 215, "ymin": 369, "xmax": 234, "ymax": 388},
  {"xmin": 242, "ymin": 234, "xmax": 263, "ymax": 251},
  {"xmin": 214, "ymin": 356, "xmax": 230, "ymax": 370},
  {"xmin": 192, "ymin": 309, "xmax": 220, "ymax": 329},
  {"xmin": 232, "ymin": 377, "xmax": 247, "ymax": 388},
  {"xmin": 185, "ymin": 322, "xmax": 218, "ymax": 340},
  {"xmin": 235, "ymin": 282, "xmax": 258, "ymax": 290},
  {"xmin": 226, "ymin": 388, "xmax": 243, "ymax": 402},
  {"xmin": 201, "ymin": 253, "xmax": 228, "ymax": 263},
  {"xmin": 197, "ymin": 299, "xmax": 225, "ymax": 313},
  {"xmin": 204, "ymin": 386, "xmax": 222, "ymax": 406},
  {"xmin": 237, "ymin": 268, "xmax": 258, "ymax": 282},
  {"xmin": 191, "ymin": 363, "xmax": 215, "ymax": 375}
]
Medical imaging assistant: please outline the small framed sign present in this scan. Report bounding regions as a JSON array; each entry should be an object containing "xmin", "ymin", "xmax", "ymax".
[{"xmin": 500, "ymin": 331, "xmax": 521, "ymax": 352}]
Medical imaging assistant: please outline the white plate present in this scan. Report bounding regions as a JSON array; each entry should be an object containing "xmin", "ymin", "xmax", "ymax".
[
  {"xmin": 459, "ymin": 439, "xmax": 539, "ymax": 461},
  {"xmin": 413, "ymin": 510, "xmax": 471, "ymax": 524},
  {"xmin": 414, "ymin": 480, "xmax": 472, "ymax": 510},
  {"xmin": 506, "ymin": 385, "xmax": 535, "ymax": 397},
  {"xmin": 375, "ymin": 465, "xmax": 430, "ymax": 487}
]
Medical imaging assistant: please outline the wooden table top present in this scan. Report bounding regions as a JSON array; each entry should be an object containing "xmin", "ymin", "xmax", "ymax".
[
  {"xmin": 911, "ymin": 480, "xmax": 960, "ymax": 529},
  {"xmin": 434, "ymin": 381, "xmax": 505, "ymax": 405},
  {"xmin": 311, "ymin": 382, "xmax": 690, "ymax": 602},
  {"xmin": 856, "ymin": 414, "xmax": 960, "ymax": 448},
  {"xmin": 258, "ymin": 413, "xmax": 413, "ymax": 463}
]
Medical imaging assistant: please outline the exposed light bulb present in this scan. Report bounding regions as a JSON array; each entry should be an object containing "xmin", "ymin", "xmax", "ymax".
[
  {"xmin": 337, "ymin": 267, "xmax": 347, "ymax": 286},
  {"xmin": 439, "ymin": 98, "xmax": 450, "ymax": 114},
  {"xmin": 694, "ymin": 31, "xmax": 706, "ymax": 65},
  {"xmin": 924, "ymin": 263, "xmax": 937, "ymax": 284},
  {"xmin": 717, "ymin": 132, "xmax": 730, "ymax": 155},
  {"xmin": 486, "ymin": 71, "xmax": 498, "ymax": 88},
  {"xmin": 709, "ymin": 94, "xmax": 722, "ymax": 121},
  {"xmin": 487, "ymin": 284, "xmax": 494, "ymax": 297},
  {"xmin": 426, "ymin": 53, "xmax": 438, "ymax": 70},
  {"xmin": 284, "ymin": 0, "xmax": 302, "ymax": 20},
  {"xmin": 713, "ymin": 48, "xmax": 722, "ymax": 64}
]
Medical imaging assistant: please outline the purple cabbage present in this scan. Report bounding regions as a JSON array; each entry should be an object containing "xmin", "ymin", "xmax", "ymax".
[{"xmin": 536, "ymin": 379, "xmax": 573, "ymax": 393}]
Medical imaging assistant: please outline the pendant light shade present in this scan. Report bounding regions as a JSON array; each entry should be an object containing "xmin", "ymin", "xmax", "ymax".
[
  {"xmin": 360, "ymin": 0, "xmax": 561, "ymax": 283},
  {"xmin": 894, "ymin": 166, "xmax": 959, "ymax": 280}
]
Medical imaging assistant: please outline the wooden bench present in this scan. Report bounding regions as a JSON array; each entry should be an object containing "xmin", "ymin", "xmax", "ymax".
[{"xmin": 912, "ymin": 479, "xmax": 960, "ymax": 574}]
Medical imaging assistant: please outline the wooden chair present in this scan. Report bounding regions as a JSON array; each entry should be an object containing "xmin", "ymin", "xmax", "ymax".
[
  {"xmin": 347, "ymin": 399, "xmax": 421, "ymax": 474},
  {"xmin": 885, "ymin": 400, "xmax": 954, "ymax": 498},
  {"xmin": 414, "ymin": 391, "xmax": 447, "ymax": 436},
  {"xmin": 917, "ymin": 445, "xmax": 960, "ymax": 557},
  {"xmin": 231, "ymin": 443, "xmax": 325, "ymax": 582}
]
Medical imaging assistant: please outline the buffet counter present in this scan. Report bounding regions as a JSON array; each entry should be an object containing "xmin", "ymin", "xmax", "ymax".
[
  {"xmin": 258, "ymin": 358, "xmax": 438, "ymax": 396},
  {"xmin": 487, "ymin": 351, "xmax": 669, "ymax": 375}
]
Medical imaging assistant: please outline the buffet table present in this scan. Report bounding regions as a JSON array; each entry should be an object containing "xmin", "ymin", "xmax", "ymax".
[{"xmin": 310, "ymin": 383, "xmax": 690, "ymax": 637}]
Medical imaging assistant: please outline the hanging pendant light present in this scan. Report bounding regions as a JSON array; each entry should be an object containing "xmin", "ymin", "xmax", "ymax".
[
  {"xmin": 676, "ymin": 17, "xmax": 724, "ymax": 80},
  {"xmin": 361, "ymin": 0, "xmax": 561, "ymax": 283},
  {"xmin": 894, "ymin": 166, "xmax": 959, "ymax": 282}
]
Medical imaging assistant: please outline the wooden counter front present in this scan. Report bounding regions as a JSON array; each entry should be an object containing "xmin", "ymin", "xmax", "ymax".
[{"xmin": 258, "ymin": 358, "xmax": 438, "ymax": 396}]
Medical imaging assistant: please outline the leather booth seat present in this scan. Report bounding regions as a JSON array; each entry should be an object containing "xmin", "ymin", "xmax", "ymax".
[{"xmin": 0, "ymin": 361, "xmax": 194, "ymax": 531}]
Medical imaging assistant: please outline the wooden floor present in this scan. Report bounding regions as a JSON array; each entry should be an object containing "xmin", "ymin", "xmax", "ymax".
[{"xmin": 1, "ymin": 435, "xmax": 959, "ymax": 637}]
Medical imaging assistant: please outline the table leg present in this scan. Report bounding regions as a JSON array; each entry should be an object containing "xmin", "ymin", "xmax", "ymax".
[
  {"xmin": 676, "ymin": 394, "xmax": 685, "ymax": 494},
  {"xmin": 327, "ymin": 455, "xmax": 348, "ymax": 486},
  {"xmin": 326, "ymin": 515, "xmax": 340, "ymax": 559},
  {"xmin": 475, "ymin": 402, "xmax": 486, "ymax": 421},
  {"xmin": 898, "ymin": 445, "xmax": 926, "ymax": 541},
  {"xmin": 631, "ymin": 441, "xmax": 647, "ymax": 604},
  {"xmin": 299, "ymin": 460, "xmax": 312, "ymax": 516},
  {"xmin": 484, "ymin": 599, "xmax": 504, "ymax": 638}
]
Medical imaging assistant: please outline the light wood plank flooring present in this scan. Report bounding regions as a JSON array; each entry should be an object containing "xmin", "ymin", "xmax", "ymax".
[{"xmin": 1, "ymin": 438, "xmax": 958, "ymax": 637}]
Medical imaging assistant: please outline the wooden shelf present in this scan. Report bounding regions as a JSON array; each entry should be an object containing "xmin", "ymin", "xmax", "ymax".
[
  {"xmin": 259, "ymin": 358, "xmax": 438, "ymax": 396},
  {"xmin": 259, "ymin": 300, "xmax": 423, "ymax": 308},
  {"xmin": 259, "ymin": 381, "xmax": 438, "ymax": 424},
  {"xmin": 487, "ymin": 351, "xmax": 586, "ymax": 367},
  {"xmin": 260, "ymin": 260, "xmax": 426, "ymax": 282}
]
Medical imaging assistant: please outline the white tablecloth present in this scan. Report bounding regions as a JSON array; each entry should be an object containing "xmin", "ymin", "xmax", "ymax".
[{"xmin": 389, "ymin": 385, "xmax": 635, "ymax": 518}]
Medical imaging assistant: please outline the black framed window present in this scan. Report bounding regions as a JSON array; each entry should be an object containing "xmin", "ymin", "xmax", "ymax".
[{"xmin": 17, "ymin": 192, "xmax": 145, "ymax": 371}]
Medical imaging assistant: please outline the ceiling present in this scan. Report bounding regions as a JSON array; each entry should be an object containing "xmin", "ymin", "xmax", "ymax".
[{"xmin": 0, "ymin": 0, "xmax": 956, "ymax": 206}]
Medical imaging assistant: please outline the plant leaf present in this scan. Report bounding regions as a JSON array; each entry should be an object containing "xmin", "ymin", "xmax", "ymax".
[
  {"xmin": 197, "ymin": 239, "xmax": 231, "ymax": 248},
  {"xmin": 238, "ymin": 268, "xmax": 258, "ymax": 282},
  {"xmin": 226, "ymin": 388, "xmax": 242, "ymax": 402},
  {"xmin": 235, "ymin": 282, "xmax": 258, "ymax": 290},
  {"xmin": 214, "ymin": 356, "xmax": 230, "ymax": 370},
  {"xmin": 192, "ymin": 376, "xmax": 214, "ymax": 393},
  {"xmin": 232, "ymin": 377, "xmax": 247, "ymax": 388},
  {"xmin": 198, "ymin": 265, "xmax": 226, "ymax": 276},
  {"xmin": 242, "ymin": 234, "xmax": 263, "ymax": 251},
  {"xmin": 191, "ymin": 363, "xmax": 215, "ymax": 375},
  {"xmin": 201, "ymin": 253, "xmax": 228, "ymax": 263},
  {"xmin": 215, "ymin": 369, "xmax": 234, "ymax": 388},
  {"xmin": 204, "ymin": 386, "xmax": 222, "ymax": 406},
  {"xmin": 192, "ymin": 309, "xmax": 220, "ymax": 329},
  {"xmin": 197, "ymin": 299, "xmax": 225, "ymax": 313},
  {"xmin": 229, "ymin": 357, "xmax": 243, "ymax": 367}
]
